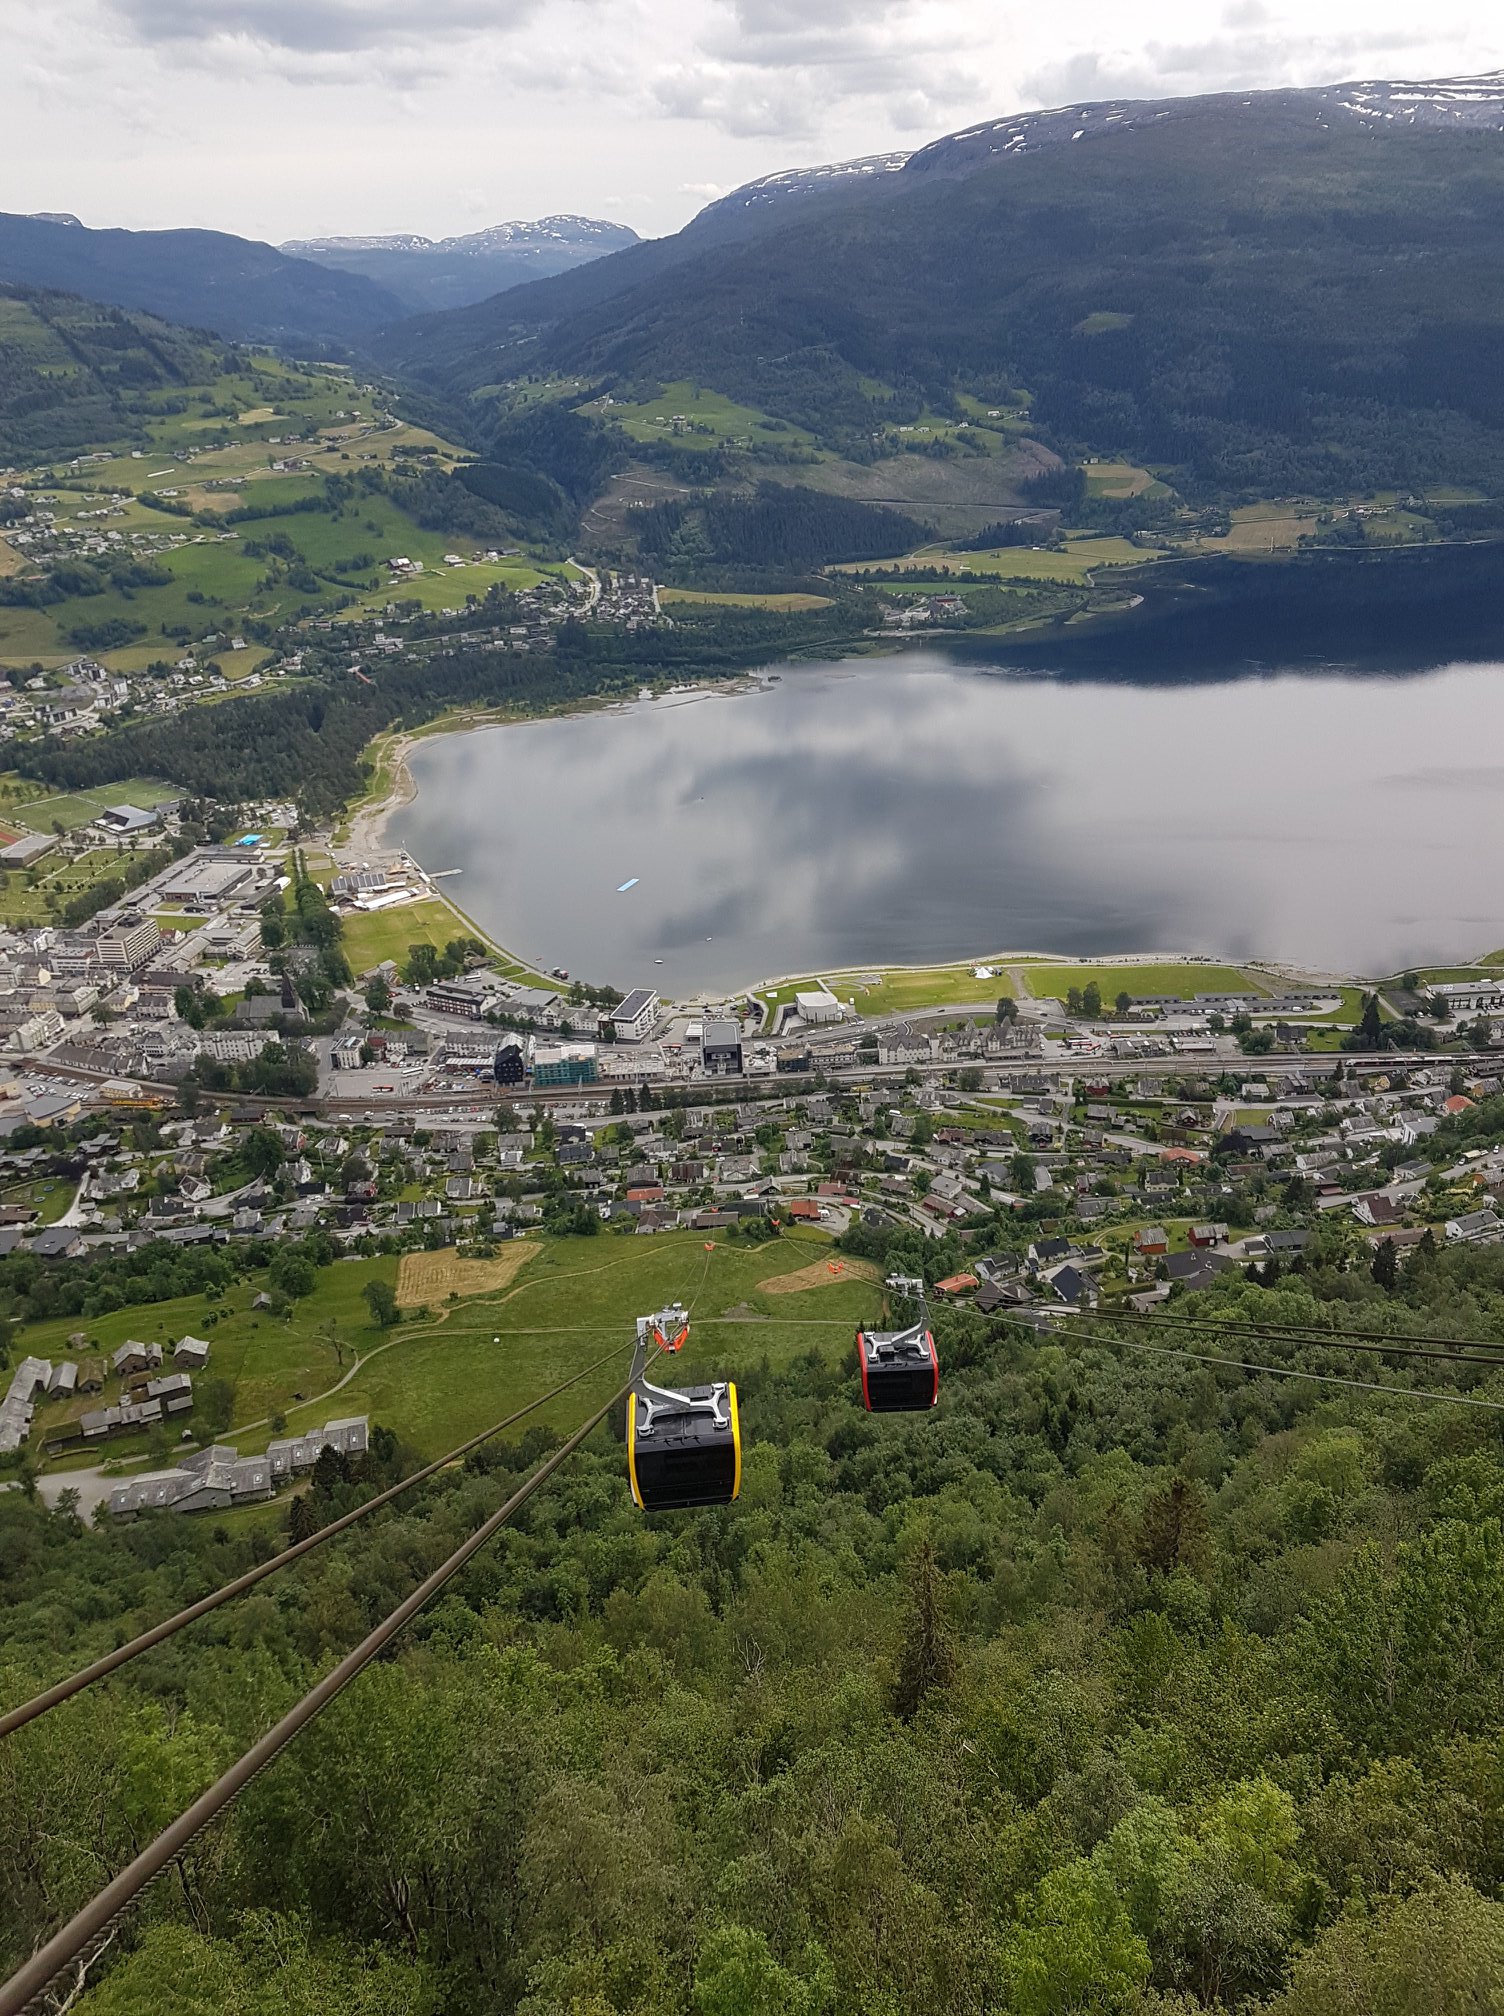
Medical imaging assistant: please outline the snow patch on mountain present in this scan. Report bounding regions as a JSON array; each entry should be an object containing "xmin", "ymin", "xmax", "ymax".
[
  {"xmin": 707, "ymin": 151, "xmax": 911, "ymax": 215},
  {"xmin": 282, "ymin": 216, "xmax": 638, "ymax": 260}
]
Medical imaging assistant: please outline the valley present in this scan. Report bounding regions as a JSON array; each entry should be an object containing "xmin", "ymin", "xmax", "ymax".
[{"xmin": 10, "ymin": 56, "xmax": 1504, "ymax": 2016}]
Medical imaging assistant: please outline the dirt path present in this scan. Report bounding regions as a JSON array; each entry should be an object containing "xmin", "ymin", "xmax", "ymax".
[{"xmin": 758, "ymin": 1256, "xmax": 880, "ymax": 1295}]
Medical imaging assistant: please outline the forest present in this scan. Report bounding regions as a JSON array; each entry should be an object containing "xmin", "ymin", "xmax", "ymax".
[
  {"xmin": 7, "ymin": 1230, "xmax": 1504, "ymax": 2013},
  {"xmin": 0, "ymin": 597, "xmax": 879, "ymax": 819},
  {"xmin": 634, "ymin": 488, "xmax": 930, "ymax": 575},
  {"xmin": 0, "ymin": 286, "xmax": 236, "ymax": 462}
]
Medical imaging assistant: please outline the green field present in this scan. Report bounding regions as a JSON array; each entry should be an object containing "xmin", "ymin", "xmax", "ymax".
[
  {"xmin": 283, "ymin": 1230, "xmax": 876, "ymax": 1458},
  {"xmin": 660, "ymin": 589, "xmax": 833, "ymax": 611},
  {"xmin": 1020, "ymin": 963, "xmax": 1271, "ymax": 1002},
  {"xmin": 758, "ymin": 963, "xmax": 1019, "ymax": 1021},
  {"xmin": 0, "ymin": 845, "xmax": 135, "ymax": 925},
  {"xmin": 27, "ymin": 1257, "xmax": 399, "ymax": 1467},
  {"xmin": 0, "ymin": 351, "xmax": 560, "ymax": 671},
  {"xmin": 6, "ymin": 776, "xmax": 179, "ymax": 834},
  {"xmin": 341, "ymin": 898, "xmax": 467, "ymax": 975},
  {"xmin": 23, "ymin": 1231, "xmax": 882, "ymax": 1472},
  {"xmin": 340, "ymin": 889, "xmax": 554, "ymax": 992},
  {"xmin": 832, "ymin": 535, "xmax": 1165, "ymax": 585},
  {"xmin": 580, "ymin": 381, "xmax": 817, "ymax": 451}
]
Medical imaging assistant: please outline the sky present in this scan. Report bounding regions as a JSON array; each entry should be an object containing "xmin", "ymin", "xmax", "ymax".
[{"xmin": 4, "ymin": 0, "xmax": 1502, "ymax": 246}]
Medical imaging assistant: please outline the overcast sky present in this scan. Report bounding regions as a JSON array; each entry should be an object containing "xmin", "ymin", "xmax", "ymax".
[{"xmin": 5, "ymin": 0, "xmax": 1502, "ymax": 245}]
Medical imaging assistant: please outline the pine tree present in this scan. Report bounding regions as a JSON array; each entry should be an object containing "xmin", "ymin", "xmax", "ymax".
[
  {"xmin": 1136, "ymin": 1475, "xmax": 1213, "ymax": 1579},
  {"xmin": 892, "ymin": 1538, "xmax": 954, "ymax": 1721},
  {"xmin": 1371, "ymin": 1237, "xmax": 1399, "ymax": 1290}
]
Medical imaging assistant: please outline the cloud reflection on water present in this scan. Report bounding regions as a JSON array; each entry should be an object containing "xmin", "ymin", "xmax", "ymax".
[{"xmin": 390, "ymin": 655, "xmax": 1504, "ymax": 988}]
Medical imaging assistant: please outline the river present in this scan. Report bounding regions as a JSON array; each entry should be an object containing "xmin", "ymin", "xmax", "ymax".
[{"xmin": 386, "ymin": 653, "xmax": 1504, "ymax": 993}]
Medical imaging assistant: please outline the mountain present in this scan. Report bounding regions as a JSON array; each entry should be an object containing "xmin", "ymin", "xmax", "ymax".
[
  {"xmin": 378, "ymin": 72, "xmax": 1504, "ymax": 498},
  {"xmin": 0, "ymin": 283, "xmax": 229, "ymax": 460},
  {"xmin": 0, "ymin": 211, "xmax": 405, "ymax": 351},
  {"xmin": 279, "ymin": 215, "xmax": 641, "ymax": 312}
]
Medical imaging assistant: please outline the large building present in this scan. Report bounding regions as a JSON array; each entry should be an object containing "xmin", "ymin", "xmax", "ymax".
[
  {"xmin": 700, "ymin": 1017, "xmax": 743, "ymax": 1076},
  {"xmin": 159, "ymin": 857, "xmax": 255, "ymax": 907},
  {"xmin": 530, "ymin": 1039, "xmax": 598, "ymax": 1087},
  {"xmin": 795, "ymin": 987, "xmax": 844, "ymax": 1025},
  {"xmin": 96, "ymin": 915, "xmax": 163, "ymax": 972},
  {"xmin": 494, "ymin": 1038, "xmax": 526, "ymax": 1086},
  {"xmin": 1428, "ymin": 980, "xmax": 1504, "ymax": 1016},
  {"xmin": 425, "ymin": 974, "xmax": 500, "ymax": 1020},
  {"xmin": 611, "ymin": 988, "xmax": 660, "ymax": 1043}
]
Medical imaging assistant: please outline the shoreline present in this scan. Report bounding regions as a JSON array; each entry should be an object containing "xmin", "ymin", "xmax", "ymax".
[{"xmin": 334, "ymin": 676, "xmax": 1504, "ymax": 1007}]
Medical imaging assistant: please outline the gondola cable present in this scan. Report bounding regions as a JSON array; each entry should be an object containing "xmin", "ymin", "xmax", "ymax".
[
  {"xmin": 0, "ymin": 1339, "xmax": 631, "ymax": 1742},
  {"xmin": 1021, "ymin": 1318, "xmax": 1504, "ymax": 1413},
  {"xmin": 0, "ymin": 1357, "xmax": 655, "ymax": 2016}
]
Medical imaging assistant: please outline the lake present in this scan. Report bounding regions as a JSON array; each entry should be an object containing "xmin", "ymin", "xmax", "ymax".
[{"xmin": 387, "ymin": 653, "xmax": 1504, "ymax": 993}]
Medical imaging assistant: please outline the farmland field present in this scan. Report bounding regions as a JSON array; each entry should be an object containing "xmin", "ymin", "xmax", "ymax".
[
  {"xmin": 0, "ymin": 349, "xmax": 551, "ymax": 671},
  {"xmin": 659, "ymin": 589, "xmax": 832, "ymax": 611},
  {"xmin": 580, "ymin": 381, "xmax": 817, "ymax": 451},
  {"xmin": 395, "ymin": 1242, "xmax": 539, "ymax": 1309},
  {"xmin": 829, "ymin": 535, "xmax": 1164, "ymax": 584}
]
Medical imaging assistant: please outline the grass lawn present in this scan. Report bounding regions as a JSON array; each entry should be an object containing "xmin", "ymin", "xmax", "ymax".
[
  {"xmin": 341, "ymin": 892, "xmax": 552, "ymax": 991},
  {"xmin": 326, "ymin": 1229, "xmax": 880, "ymax": 1458},
  {"xmin": 1020, "ymin": 963, "xmax": 1271, "ymax": 1002},
  {"xmin": 1, "ymin": 1176, "xmax": 76, "ymax": 1224},
  {"xmin": 757, "ymin": 962, "xmax": 1018, "ymax": 1022},
  {"xmin": 1300, "ymin": 987, "xmax": 1369, "ymax": 1029},
  {"xmin": 0, "ymin": 844, "xmax": 138, "ymax": 926},
  {"xmin": 10, "ymin": 777, "xmax": 178, "ymax": 833},
  {"xmin": 341, "ymin": 898, "xmax": 466, "ymax": 975}
]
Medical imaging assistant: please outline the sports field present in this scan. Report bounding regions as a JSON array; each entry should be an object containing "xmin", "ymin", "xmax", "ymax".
[{"xmin": 7, "ymin": 777, "xmax": 179, "ymax": 833}]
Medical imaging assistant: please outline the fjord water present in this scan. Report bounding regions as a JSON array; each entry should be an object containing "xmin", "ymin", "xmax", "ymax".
[{"xmin": 389, "ymin": 655, "xmax": 1504, "ymax": 992}]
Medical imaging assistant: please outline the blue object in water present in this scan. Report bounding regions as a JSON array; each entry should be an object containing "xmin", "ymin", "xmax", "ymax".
[{"xmin": 617, "ymin": 877, "xmax": 639, "ymax": 892}]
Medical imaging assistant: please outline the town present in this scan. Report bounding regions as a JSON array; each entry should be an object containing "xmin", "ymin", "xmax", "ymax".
[{"xmin": 1, "ymin": 795, "xmax": 1503, "ymax": 1515}]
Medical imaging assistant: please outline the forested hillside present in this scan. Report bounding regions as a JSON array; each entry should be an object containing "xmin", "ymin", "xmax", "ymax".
[
  {"xmin": 385, "ymin": 83, "xmax": 1504, "ymax": 498},
  {"xmin": 9, "ymin": 1232, "xmax": 1504, "ymax": 2013},
  {"xmin": 0, "ymin": 286, "xmax": 233, "ymax": 461},
  {"xmin": 0, "ymin": 212, "xmax": 403, "ymax": 352}
]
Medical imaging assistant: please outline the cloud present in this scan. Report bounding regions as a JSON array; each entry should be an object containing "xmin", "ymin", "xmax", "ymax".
[
  {"xmin": 649, "ymin": 0, "xmax": 978, "ymax": 140},
  {"xmin": 1021, "ymin": 16, "xmax": 1467, "ymax": 108},
  {"xmin": 103, "ymin": 0, "xmax": 534, "ymax": 57}
]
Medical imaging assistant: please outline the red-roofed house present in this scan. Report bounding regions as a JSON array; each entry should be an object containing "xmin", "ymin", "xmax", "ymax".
[{"xmin": 935, "ymin": 1273, "xmax": 978, "ymax": 1296}]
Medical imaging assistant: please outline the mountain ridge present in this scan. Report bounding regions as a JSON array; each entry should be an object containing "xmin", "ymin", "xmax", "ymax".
[
  {"xmin": 0, "ymin": 210, "xmax": 403, "ymax": 351},
  {"xmin": 375, "ymin": 69, "xmax": 1504, "ymax": 501},
  {"xmin": 280, "ymin": 215, "xmax": 640, "ymax": 314}
]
